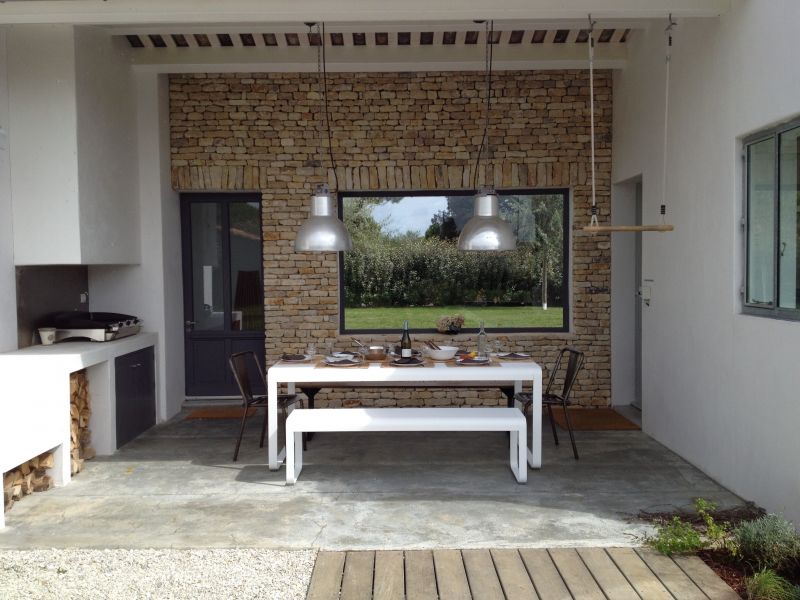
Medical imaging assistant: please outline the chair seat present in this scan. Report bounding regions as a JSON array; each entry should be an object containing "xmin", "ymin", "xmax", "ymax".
[
  {"xmin": 247, "ymin": 393, "xmax": 301, "ymax": 408},
  {"xmin": 514, "ymin": 392, "xmax": 572, "ymax": 410}
]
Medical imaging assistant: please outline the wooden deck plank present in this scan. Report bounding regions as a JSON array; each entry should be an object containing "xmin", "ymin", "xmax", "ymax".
[
  {"xmin": 434, "ymin": 549, "xmax": 471, "ymax": 600},
  {"xmin": 607, "ymin": 547, "xmax": 674, "ymax": 600},
  {"xmin": 341, "ymin": 551, "xmax": 375, "ymax": 600},
  {"xmin": 490, "ymin": 549, "xmax": 539, "ymax": 600},
  {"xmin": 307, "ymin": 551, "xmax": 346, "ymax": 600},
  {"xmin": 519, "ymin": 549, "xmax": 571, "ymax": 600},
  {"xmin": 577, "ymin": 548, "xmax": 640, "ymax": 600},
  {"xmin": 462, "ymin": 549, "xmax": 504, "ymax": 600},
  {"xmin": 673, "ymin": 555, "xmax": 740, "ymax": 600},
  {"xmin": 374, "ymin": 550, "xmax": 404, "ymax": 600},
  {"xmin": 548, "ymin": 548, "xmax": 605, "ymax": 600},
  {"xmin": 638, "ymin": 548, "xmax": 707, "ymax": 599},
  {"xmin": 406, "ymin": 550, "xmax": 438, "ymax": 600}
]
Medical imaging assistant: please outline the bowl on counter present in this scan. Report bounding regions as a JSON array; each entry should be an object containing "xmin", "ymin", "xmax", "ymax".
[{"xmin": 422, "ymin": 345, "xmax": 459, "ymax": 361}]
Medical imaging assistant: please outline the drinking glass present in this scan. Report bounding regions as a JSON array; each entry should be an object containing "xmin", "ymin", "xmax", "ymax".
[
  {"xmin": 493, "ymin": 339, "xmax": 504, "ymax": 356},
  {"xmin": 306, "ymin": 342, "xmax": 317, "ymax": 357}
]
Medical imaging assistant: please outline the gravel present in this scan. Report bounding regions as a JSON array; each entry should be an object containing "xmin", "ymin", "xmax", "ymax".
[{"xmin": 0, "ymin": 548, "xmax": 316, "ymax": 600}]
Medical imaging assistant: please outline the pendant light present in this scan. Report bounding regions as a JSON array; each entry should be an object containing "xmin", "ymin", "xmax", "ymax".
[
  {"xmin": 458, "ymin": 20, "xmax": 516, "ymax": 252},
  {"xmin": 295, "ymin": 22, "xmax": 353, "ymax": 252}
]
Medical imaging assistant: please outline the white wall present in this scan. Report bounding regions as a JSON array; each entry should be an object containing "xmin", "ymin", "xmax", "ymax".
[
  {"xmin": 610, "ymin": 179, "xmax": 638, "ymax": 406},
  {"xmin": 0, "ymin": 28, "xmax": 18, "ymax": 352},
  {"xmin": 613, "ymin": 0, "xmax": 800, "ymax": 520},
  {"xmin": 89, "ymin": 73, "xmax": 183, "ymax": 421},
  {"xmin": 74, "ymin": 27, "xmax": 139, "ymax": 264},
  {"xmin": 7, "ymin": 25, "xmax": 81, "ymax": 265}
]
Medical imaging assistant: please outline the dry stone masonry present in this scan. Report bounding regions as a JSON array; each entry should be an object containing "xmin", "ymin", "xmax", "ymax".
[{"xmin": 170, "ymin": 70, "xmax": 612, "ymax": 406}]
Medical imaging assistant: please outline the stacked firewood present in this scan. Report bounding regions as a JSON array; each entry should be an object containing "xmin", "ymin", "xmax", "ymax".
[
  {"xmin": 70, "ymin": 370, "xmax": 95, "ymax": 475},
  {"xmin": 2, "ymin": 451, "xmax": 54, "ymax": 511},
  {"xmin": 2, "ymin": 370, "xmax": 95, "ymax": 513}
]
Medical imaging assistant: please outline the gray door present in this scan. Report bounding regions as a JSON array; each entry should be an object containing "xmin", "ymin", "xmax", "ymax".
[
  {"xmin": 633, "ymin": 182, "xmax": 643, "ymax": 410},
  {"xmin": 181, "ymin": 194, "xmax": 265, "ymax": 397}
]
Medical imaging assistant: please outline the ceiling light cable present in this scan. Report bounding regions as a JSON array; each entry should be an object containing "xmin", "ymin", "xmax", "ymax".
[{"xmin": 472, "ymin": 19, "xmax": 494, "ymax": 191}]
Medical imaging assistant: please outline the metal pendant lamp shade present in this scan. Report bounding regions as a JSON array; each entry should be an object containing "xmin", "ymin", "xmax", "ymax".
[
  {"xmin": 457, "ymin": 188, "xmax": 516, "ymax": 251},
  {"xmin": 294, "ymin": 185, "xmax": 353, "ymax": 252}
]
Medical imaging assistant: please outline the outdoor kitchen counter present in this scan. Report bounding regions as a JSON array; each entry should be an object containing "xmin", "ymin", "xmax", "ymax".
[{"xmin": 0, "ymin": 332, "xmax": 158, "ymax": 528}]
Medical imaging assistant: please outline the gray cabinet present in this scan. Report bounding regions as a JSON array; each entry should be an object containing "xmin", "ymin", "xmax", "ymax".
[{"xmin": 115, "ymin": 347, "xmax": 155, "ymax": 448}]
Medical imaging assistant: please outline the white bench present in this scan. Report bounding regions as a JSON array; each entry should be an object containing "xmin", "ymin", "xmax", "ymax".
[{"xmin": 285, "ymin": 407, "xmax": 527, "ymax": 485}]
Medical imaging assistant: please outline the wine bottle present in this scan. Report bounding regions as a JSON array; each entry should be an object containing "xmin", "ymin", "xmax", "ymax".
[
  {"xmin": 477, "ymin": 320, "xmax": 487, "ymax": 358},
  {"xmin": 400, "ymin": 320, "xmax": 412, "ymax": 358}
]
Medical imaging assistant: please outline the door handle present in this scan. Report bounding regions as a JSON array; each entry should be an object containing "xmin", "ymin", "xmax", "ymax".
[{"xmin": 185, "ymin": 320, "xmax": 196, "ymax": 332}]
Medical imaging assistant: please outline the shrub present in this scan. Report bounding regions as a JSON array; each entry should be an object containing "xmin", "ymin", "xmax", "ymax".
[
  {"xmin": 735, "ymin": 515, "xmax": 800, "ymax": 573},
  {"xmin": 745, "ymin": 569, "xmax": 800, "ymax": 600},
  {"xmin": 646, "ymin": 516, "xmax": 706, "ymax": 555}
]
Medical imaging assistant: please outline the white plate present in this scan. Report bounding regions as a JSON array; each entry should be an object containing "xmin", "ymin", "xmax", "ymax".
[
  {"xmin": 390, "ymin": 359, "xmax": 425, "ymax": 367},
  {"xmin": 323, "ymin": 358, "xmax": 363, "ymax": 367},
  {"xmin": 496, "ymin": 352, "xmax": 531, "ymax": 361},
  {"xmin": 455, "ymin": 357, "xmax": 491, "ymax": 366}
]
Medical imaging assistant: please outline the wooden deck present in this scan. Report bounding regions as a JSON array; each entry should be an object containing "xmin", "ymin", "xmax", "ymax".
[{"xmin": 306, "ymin": 548, "xmax": 740, "ymax": 599}]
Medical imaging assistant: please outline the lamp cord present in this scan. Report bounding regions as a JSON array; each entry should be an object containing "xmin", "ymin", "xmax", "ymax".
[
  {"xmin": 472, "ymin": 20, "xmax": 494, "ymax": 191},
  {"xmin": 318, "ymin": 22, "xmax": 339, "ymax": 192},
  {"xmin": 588, "ymin": 16, "xmax": 598, "ymax": 227}
]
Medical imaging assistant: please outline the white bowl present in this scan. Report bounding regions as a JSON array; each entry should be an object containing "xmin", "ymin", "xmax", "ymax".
[{"xmin": 423, "ymin": 345, "xmax": 459, "ymax": 361}]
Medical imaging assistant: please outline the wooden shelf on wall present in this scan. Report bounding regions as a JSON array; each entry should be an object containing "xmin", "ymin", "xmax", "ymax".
[{"xmin": 582, "ymin": 224, "xmax": 675, "ymax": 233}]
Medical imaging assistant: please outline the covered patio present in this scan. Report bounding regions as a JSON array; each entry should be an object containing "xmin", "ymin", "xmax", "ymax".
[{"xmin": 0, "ymin": 414, "xmax": 741, "ymax": 550}]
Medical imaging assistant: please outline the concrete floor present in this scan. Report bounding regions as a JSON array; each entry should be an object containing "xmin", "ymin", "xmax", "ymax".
[{"xmin": 0, "ymin": 411, "xmax": 743, "ymax": 550}]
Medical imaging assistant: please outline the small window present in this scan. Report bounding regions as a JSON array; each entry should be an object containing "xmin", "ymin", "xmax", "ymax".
[
  {"xmin": 744, "ymin": 118, "xmax": 800, "ymax": 319},
  {"xmin": 338, "ymin": 190, "xmax": 570, "ymax": 333}
]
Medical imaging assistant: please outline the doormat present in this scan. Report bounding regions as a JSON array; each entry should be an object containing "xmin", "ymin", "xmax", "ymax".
[
  {"xmin": 185, "ymin": 407, "xmax": 256, "ymax": 420},
  {"xmin": 550, "ymin": 407, "xmax": 640, "ymax": 431}
]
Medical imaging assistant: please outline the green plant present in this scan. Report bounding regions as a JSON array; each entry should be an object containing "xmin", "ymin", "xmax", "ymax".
[
  {"xmin": 735, "ymin": 515, "xmax": 800, "ymax": 573},
  {"xmin": 695, "ymin": 498, "xmax": 736, "ymax": 554},
  {"xmin": 745, "ymin": 569, "xmax": 800, "ymax": 600},
  {"xmin": 646, "ymin": 516, "xmax": 706, "ymax": 555}
]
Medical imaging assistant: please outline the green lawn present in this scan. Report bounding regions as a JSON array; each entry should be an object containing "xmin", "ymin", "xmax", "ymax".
[{"xmin": 345, "ymin": 305, "xmax": 564, "ymax": 330}]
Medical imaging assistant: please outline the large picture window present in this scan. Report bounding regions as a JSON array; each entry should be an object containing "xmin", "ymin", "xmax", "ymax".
[
  {"xmin": 339, "ymin": 189, "xmax": 570, "ymax": 333},
  {"xmin": 744, "ymin": 119, "xmax": 800, "ymax": 320}
]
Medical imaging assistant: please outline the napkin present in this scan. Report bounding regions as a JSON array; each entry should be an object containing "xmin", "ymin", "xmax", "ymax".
[
  {"xmin": 325, "ymin": 358, "xmax": 360, "ymax": 365},
  {"xmin": 392, "ymin": 357, "xmax": 423, "ymax": 365},
  {"xmin": 499, "ymin": 352, "xmax": 530, "ymax": 359}
]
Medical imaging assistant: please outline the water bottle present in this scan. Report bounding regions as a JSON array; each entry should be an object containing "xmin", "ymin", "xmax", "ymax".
[{"xmin": 477, "ymin": 320, "xmax": 487, "ymax": 358}]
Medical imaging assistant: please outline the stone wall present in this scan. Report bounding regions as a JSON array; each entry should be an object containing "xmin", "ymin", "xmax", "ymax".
[{"xmin": 170, "ymin": 70, "xmax": 612, "ymax": 406}]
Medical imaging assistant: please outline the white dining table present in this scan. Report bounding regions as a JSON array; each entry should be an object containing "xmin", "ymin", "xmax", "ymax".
[{"xmin": 266, "ymin": 357, "xmax": 543, "ymax": 472}]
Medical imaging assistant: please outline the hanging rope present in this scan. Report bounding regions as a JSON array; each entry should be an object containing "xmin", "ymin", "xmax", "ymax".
[
  {"xmin": 587, "ymin": 16, "xmax": 599, "ymax": 227},
  {"xmin": 583, "ymin": 15, "xmax": 675, "ymax": 234},
  {"xmin": 472, "ymin": 19, "xmax": 494, "ymax": 191},
  {"xmin": 661, "ymin": 15, "xmax": 676, "ymax": 224}
]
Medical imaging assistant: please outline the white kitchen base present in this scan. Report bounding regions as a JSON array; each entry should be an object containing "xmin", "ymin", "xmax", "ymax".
[{"xmin": 0, "ymin": 332, "xmax": 158, "ymax": 528}]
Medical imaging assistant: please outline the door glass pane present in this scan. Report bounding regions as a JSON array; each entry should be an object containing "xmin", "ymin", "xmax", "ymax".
[
  {"xmin": 191, "ymin": 203, "xmax": 224, "ymax": 330},
  {"xmin": 779, "ymin": 126, "xmax": 800, "ymax": 309},
  {"xmin": 747, "ymin": 138, "xmax": 775, "ymax": 305},
  {"xmin": 230, "ymin": 201, "xmax": 264, "ymax": 331}
]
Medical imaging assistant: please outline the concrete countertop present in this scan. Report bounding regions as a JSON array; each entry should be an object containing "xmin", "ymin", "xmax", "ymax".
[{"xmin": 0, "ymin": 332, "xmax": 157, "ymax": 371}]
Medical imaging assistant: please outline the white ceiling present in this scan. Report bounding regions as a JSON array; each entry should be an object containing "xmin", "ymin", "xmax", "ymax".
[{"xmin": 0, "ymin": 0, "xmax": 730, "ymax": 26}]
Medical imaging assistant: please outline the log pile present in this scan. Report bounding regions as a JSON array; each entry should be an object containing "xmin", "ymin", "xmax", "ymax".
[
  {"xmin": 2, "ymin": 370, "xmax": 95, "ymax": 513},
  {"xmin": 70, "ymin": 369, "xmax": 95, "ymax": 475},
  {"xmin": 3, "ymin": 451, "xmax": 54, "ymax": 512}
]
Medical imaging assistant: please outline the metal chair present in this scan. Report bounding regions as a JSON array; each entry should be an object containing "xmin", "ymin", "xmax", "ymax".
[
  {"xmin": 228, "ymin": 351, "xmax": 303, "ymax": 462},
  {"xmin": 515, "ymin": 347, "xmax": 585, "ymax": 460}
]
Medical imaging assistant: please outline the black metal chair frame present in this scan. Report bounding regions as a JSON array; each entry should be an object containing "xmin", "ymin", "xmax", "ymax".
[
  {"xmin": 516, "ymin": 346, "xmax": 585, "ymax": 460},
  {"xmin": 228, "ymin": 351, "xmax": 303, "ymax": 462}
]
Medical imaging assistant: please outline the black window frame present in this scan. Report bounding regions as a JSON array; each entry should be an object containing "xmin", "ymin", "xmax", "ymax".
[
  {"xmin": 743, "ymin": 117, "xmax": 800, "ymax": 322},
  {"xmin": 337, "ymin": 188, "xmax": 571, "ymax": 334}
]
